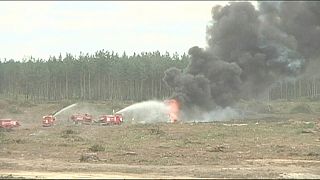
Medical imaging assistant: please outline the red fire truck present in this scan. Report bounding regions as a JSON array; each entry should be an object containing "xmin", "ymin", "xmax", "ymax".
[
  {"xmin": 0, "ymin": 119, "xmax": 21, "ymax": 129},
  {"xmin": 70, "ymin": 113, "xmax": 93, "ymax": 125},
  {"xmin": 42, "ymin": 115, "xmax": 56, "ymax": 127},
  {"xmin": 98, "ymin": 114, "xmax": 123, "ymax": 125}
]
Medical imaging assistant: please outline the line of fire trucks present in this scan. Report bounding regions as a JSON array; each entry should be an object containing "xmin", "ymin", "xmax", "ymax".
[
  {"xmin": 42, "ymin": 113, "xmax": 123, "ymax": 127},
  {"xmin": 0, "ymin": 113, "xmax": 123, "ymax": 129},
  {"xmin": 1, "ymin": 99, "xmax": 179, "ymax": 129}
]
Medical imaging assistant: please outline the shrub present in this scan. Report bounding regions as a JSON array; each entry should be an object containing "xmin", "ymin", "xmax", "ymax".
[
  {"xmin": 246, "ymin": 101, "xmax": 274, "ymax": 113},
  {"xmin": 61, "ymin": 129, "xmax": 77, "ymax": 135},
  {"xmin": 60, "ymin": 129, "xmax": 82, "ymax": 141},
  {"xmin": 290, "ymin": 103, "xmax": 312, "ymax": 114},
  {"xmin": 89, "ymin": 144, "xmax": 105, "ymax": 152},
  {"xmin": 149, "ymin": 126, "xmax": 165, "ymax": 135},
  {"xmin": 79, "ymin": 153, "xmax": 100, "ymax": 162},
  {"xmin": 7, "ymin": 105, "xmax": 22, "ymax": 114}
]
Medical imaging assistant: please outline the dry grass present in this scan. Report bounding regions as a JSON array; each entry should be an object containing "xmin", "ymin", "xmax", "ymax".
[
  {"xmin": 2, "ymin": 117, "xmax": 320, "ymax": 166},
  {"xmin": 1, "ymin": 99, "xmax": 320, "ymax": 178}
]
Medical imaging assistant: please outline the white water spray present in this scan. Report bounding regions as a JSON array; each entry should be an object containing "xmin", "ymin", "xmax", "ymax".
[
  {"xmin": 116, "ymin": 101, "xmax": 242, "ymax": 124},
  {"xmin": 117, "ymin": 100, "xmax": 170, "ymax": 123},
  {"xmin": 187, "ymin": 107, "xmax": 241, "ymax": 123},
  {"xmin": 53, "ymin": 103, "xmax": 78, "ymax": 117}
]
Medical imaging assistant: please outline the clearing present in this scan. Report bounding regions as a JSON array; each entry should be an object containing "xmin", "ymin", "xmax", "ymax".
[{"xmin": 1, "ymin": 99, "xmax": 320, "ymax": 179}]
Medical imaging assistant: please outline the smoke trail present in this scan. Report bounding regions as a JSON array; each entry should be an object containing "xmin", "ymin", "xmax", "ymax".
[{"xmin": 164, "ymin": 1, "xmax": 320, "ymax": 120}]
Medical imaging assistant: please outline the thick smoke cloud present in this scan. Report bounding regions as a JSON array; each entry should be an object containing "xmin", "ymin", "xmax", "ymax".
[{"xmin": 163, "ymin": 1, "xmax": 320, "ymax": 119}]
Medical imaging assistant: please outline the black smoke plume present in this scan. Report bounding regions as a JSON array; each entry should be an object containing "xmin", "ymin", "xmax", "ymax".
[{"xmin": 163, "ymin": 1, "xmax": 320, "ymax": 119}]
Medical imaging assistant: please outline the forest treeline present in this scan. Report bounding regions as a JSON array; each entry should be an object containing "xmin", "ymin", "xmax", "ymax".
[
  {"xmin": 269, "ymin": 77, "xmax": 320, "ymax": 101},
  {"xmin": 0, "ymin": 50, "xmax": 189, "ymax": 102},
  {"xmin": 0, "ymin": 49, "xmax": 318, "ymax": 103}
]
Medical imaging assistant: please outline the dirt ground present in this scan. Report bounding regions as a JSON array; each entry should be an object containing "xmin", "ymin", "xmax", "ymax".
[{"xmin": 1, "ymin": 100, "xmax": 320, "ymax": 179}]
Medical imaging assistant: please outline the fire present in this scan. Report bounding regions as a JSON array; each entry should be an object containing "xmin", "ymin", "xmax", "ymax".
[{"xmin": 164, "ymin": 99, "xmax": 180, "ymax": 123}]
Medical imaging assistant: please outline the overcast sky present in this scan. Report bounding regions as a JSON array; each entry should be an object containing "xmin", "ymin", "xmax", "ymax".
[{"xmin": 0, "ymin": 1, "xmax": 257, "ymax": 60}]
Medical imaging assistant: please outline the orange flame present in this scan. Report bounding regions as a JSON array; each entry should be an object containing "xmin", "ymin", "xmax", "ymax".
[{"xmin": 164, "ymin": 99, "xmax": 180, "ymax": 123}]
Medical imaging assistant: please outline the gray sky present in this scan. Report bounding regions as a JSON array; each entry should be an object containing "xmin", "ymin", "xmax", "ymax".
[{"xmin": 0, "ymin": 1, "xmax": 256, "ymax": 60}]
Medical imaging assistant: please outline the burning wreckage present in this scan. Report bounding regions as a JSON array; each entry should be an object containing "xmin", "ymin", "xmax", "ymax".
[
  {"xmin": 161, "ymin": 1, "xmax": 320, "ymax": 121},
  {"xmin": 164, "ymin": 99, "xmax": 180, "ymax": 123}
]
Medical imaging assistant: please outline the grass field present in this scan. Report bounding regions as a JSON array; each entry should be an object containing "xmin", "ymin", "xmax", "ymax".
[{"xmin": 0, "ymin": 99, "xmax": 320, "ymax": 178}]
